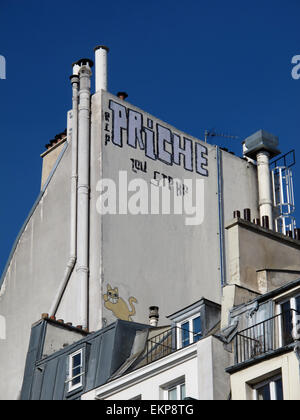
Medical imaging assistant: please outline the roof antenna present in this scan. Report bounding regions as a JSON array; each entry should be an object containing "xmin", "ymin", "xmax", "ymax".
[{"xmin": 204, "ymin": 129, "xmax": 240, "ymax": 143}]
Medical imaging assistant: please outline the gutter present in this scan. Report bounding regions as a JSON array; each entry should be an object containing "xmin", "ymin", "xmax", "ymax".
[{"xmin": 216, "ymin": 146, "xmax": 226, "ymax": 287}]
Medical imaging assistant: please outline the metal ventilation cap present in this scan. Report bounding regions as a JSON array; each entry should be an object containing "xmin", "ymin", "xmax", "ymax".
[
  {"xmin": 244, "ymin": 129, "xmax": 281, "ymax": 160},
  {"xmin": 75, "ymin": 58, "xmax": 94, "ymax": 68}
]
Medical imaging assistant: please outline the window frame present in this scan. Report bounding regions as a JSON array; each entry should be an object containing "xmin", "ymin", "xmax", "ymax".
[
  {"xmin": 277, "ymin": 293, "xmax": 300, "ymax": 346},
  {"xmin": 161, "ymin": 378, "xmax": 186, "ymax": 401},
  {"xmin": 67, "ymin": 349, "xmax": 84, "ymax": 393},
  {"xmin": 253, "ymin": 374, "xmax": 283, "ymax": 401},
  {"xmin": 177, "ymin": 314, "xmax": 202, "ymax": 349}
]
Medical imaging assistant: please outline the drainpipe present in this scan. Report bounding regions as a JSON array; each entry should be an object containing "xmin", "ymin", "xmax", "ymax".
[
  {"xmin": 94, "ymin": 46, "xmax": 109, "ymax": 330},
  {"xmin": 49, "ymin": 66, "xmax": 79, "ymax": 316},
  {"xmin": 76, "ymin": 59, "xmax": 93, "ymax": 329},
  {"xmin": 217, "ymin": 146, "xmax": 226, "ymax": 287},
  {"xmin": 94, "ymin": 46, "xmax": 109, "ymax": 92}
]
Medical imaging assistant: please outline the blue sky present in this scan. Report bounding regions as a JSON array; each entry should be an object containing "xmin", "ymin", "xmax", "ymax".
[{"xmin": 0, "ymin": 0, "xmax": 300, "ymax": 275}]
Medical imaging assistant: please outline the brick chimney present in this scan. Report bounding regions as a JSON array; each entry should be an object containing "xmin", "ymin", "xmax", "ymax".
[{"xmin": 40, "ymin": 130, "xmax": 67, "ymax": 189}]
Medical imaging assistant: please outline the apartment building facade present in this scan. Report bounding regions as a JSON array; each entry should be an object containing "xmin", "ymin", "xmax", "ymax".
[{"xmin": 1, "ymin": 46, "xmax": 300, "ymax": 400}]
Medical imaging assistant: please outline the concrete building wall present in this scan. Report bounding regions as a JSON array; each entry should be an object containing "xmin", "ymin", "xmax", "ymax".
[
  {"xmin": 82, "ymin": 336, "xmax": 230, "ymax": 400},
  {"xmin": 103, "ymin": 357, "xmax": 198, "ymax": 401},
  {"xmin": 0, "ymin": 140, "xmax": 72, "ymax": 400},
  {"xmin": 89, "ymin": 91, "xmax": 259, "ymax": 328},
  {"xmin": 41, "ymin": 138, "xmax": 67, "ymax": 189},
  {"xmin": 226, "ymin": 219, "xmax": 300, "ymax": 293},
  {"xmin": 197, "ymin": 336, "xmax": 231, "ymax": 400},
  {"xmin": 230, "ymin": 351, "xmax": 300, "ymax": 400},
  {"xmin": 0, "ymin": 90, "xmax": 260, "ymax": 399}
]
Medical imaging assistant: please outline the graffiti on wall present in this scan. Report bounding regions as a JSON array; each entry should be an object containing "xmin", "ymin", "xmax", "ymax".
[
  {"xmin": 103, "ymin": 284, "xmax": 138, "ymax": 321},
  {"xmin": 104, "ymin": 100, "xmax": 209, "ymax": 177}
]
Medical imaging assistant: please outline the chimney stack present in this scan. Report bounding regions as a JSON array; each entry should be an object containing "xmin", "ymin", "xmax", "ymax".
[
  {"xmin": 149, "ymin": 306, "xmax": 159, "ymax": 327},
  {"xmin": 94, "ymin": 45, "xmax": 109, "ymax": 93},
  {"xmin": 40, "ymin": 130, "xmax": 67, "ymax": 189},
  {"xmin": 243, "ymin": 130, "xmax": 281, "ymax": 229},
  {"xmin": 117, "ymin": 92, "xmax": 128, "ymax": 100}
]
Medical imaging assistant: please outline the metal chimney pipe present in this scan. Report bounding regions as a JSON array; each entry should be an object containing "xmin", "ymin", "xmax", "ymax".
[
  {"xmin": 117, "ymin": 92, "xmax": 128, "ymax": 100},
  {"xmin": 94, "ymin": 45, "xmax": 109, "ymax": 93},
  {"xmin": 262, "ymin": 215, "xmax": 270, "ymax": 229},
  {"xmin": 243, "ymin": 208, "xmax": 251, "ymax": 222},
  {"xmin": 72, "ymin": 62, "xmax": 81, "ymax": 76},
  {"xmin": 77, "ymin": 60, "xmax": 93, "ymax": 329},
  {"xmin": 149, "ymin": 306, "xmax": 159, "ymax": 327},
  {"xmin": 294, "ymin": 228, "xmax": 300, "ymax": 241},
  {"xmin": 257, "ymin": 151, "xmax": 273, "ymax": 229},
  {"xmin": 233, "ymin": 210, "xmax": 241, "ymax": 219}
]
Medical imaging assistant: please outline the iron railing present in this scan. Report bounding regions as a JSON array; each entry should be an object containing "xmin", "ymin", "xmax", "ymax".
[
  {"xmin": 234, "ymin": 309, "xmax": 300, "ymax": 365},
  {"xmin": 145, "ymin": 326, "xmax": 202, "ymax": 365}
]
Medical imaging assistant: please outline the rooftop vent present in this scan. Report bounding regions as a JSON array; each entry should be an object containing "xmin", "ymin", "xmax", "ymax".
[{"xmin": 244, "ymin": 130, "xmax": 281, "ymax": 160}]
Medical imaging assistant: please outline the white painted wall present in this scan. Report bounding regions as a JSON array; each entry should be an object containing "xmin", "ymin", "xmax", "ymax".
[
  {"xmin": 0, "ymin": 89, "xmax": 258, "ymax": 400},
  {"xmin": 0, "ymin": 315, "xmax": 5, "ymax": 340},
  {"xmin": 82, "ymin": 337, "xmax": 230, "ymax": 400}
]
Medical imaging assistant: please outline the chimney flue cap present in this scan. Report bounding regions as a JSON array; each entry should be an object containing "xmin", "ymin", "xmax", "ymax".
[
  {"xmin": 75, "ymin": 58, "xmax": 94, "ymax": 68},
  {"xmin": 117, "ymin": 92, "xmax": 128, "ymax": 100},
  {"xmin": 94, "ymin": 45, "xmax": 110, "ymax": 53},
  {"xmin": 149, "ymin": 306, "xmax": 159, "ymax": 326},
  {"xmin": 70, "ymin": 74, "xmax": 79, "ymax": 82}
]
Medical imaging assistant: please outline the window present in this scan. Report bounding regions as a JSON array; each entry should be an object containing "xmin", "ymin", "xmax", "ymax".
[
  {"xmin": 130, "ymin": 395, "xmax": 142, "ymax": 400},
  {"xmin": 67, "ymin": 349, "xmax": 84, "ymax": 392},
  {"xmin": 253, "ymin": 375, "xmax": 283, "ymax": 401},
  {"xmin": 279, "ymin": 294, "xmax": 300, "ymax": 345},
  {"xmin": 163, "ymin": 382, "xmax": 186, "ymax": 400},
  {"xmin": 179, "ymin": 315, "xmax": 202, "ymax": 348}
]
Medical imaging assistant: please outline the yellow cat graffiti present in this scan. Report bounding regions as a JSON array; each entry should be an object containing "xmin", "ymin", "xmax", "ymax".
[{"xmin": 103, "ymin": 284, "xmax": 138, "ymax": 321}]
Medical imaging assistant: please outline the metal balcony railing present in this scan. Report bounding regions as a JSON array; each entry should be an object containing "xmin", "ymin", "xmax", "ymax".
[
  {"xmin": 145, "ymin": 326, "xmax": 202, "ymax": 365},
  {"xmin": 234, "ymin": 309, "xmax": 300, "ymax": 365}
]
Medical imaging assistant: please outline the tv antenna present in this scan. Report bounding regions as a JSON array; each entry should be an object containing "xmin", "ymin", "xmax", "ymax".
[{"xmin": 204, "ymin": 129, "xmax": 241, "ymax": 143}]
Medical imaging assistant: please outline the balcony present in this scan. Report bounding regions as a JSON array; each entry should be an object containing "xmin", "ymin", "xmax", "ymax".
[
  {"xmin": 144, "ymin": 325, "xmax": 202, "ymax": 365},
  {"xmin": 234, "ymin": 309, "xmax": 300, "ymax": 365}
]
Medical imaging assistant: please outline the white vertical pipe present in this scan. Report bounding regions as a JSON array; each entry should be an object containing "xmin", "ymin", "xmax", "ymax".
[
  {"xmin": 257, "ymin": 150, "xmax": 273, "ymax": 228},
  {"xmin": 72, "ymin": 63, "xmax": 81, "ymax": 76},
  {"xmin": 94, "ymin": 45, "xmax": 109, "ymax": 92},
  {"xmin": 49, "ymin": 73, "xmax": 79, "ymax": 316},
  {"xmin": 70, "ymin": 74, "xmax": 79, "ymax": 264},
  {"xmin": 77, "ymin": 62, "xmax": 92, "ymax": 329}
]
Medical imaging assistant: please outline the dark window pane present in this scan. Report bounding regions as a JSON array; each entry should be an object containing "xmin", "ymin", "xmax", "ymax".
[
  {"xmin": 73, "ymin": 353, "xmax": 81, "ymax": 368},
  {"xmin": 296, "ymin": 296, "xmax": 300, "ymax": 314},
  {"xmin": 72, "ymin": 376, "xmax": 81, "ymax": 386},
  {"xmin": 281, "ymin": 301, "xmax": 293, "ymax": 346},
  {"xmin": 182, "ymin": 322, "xmax": 190, "ymax": 347},
  {"xmin": 73, "ymin": 367, "xmax": 81, "ymax": 377},
  {"xmin": 275, "ymin": 378, "xmax": 283, "ymax": 400},
  {"xmin": 193, "ymin": 317, "xmax": 202, "ymax": 342},
  {"xmin": 257, "ymin": 384, "xmax": 271, "ymax": 400}
]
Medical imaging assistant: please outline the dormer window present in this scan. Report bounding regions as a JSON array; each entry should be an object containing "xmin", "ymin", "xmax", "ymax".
[
  {"xmin": 67, "ymin": 349, "xmax": 84, "ymax": 392},
  {"xmin": 180, "ymin": 315, "xmax": 202, "ymax": 348},
  {"xmin": 167, "ymin": 298, "xmax": 221, "ymax": 350}
]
